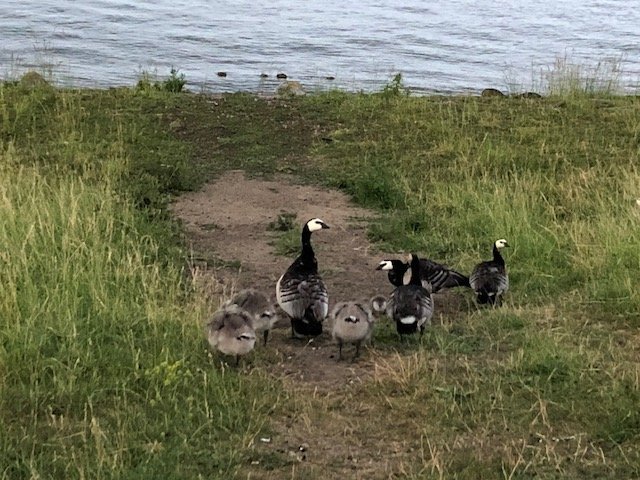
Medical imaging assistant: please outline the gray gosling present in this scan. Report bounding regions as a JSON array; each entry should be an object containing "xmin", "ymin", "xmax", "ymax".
[
  {"xmin": 331, "ymin": 301, "xmax": 375, "ymax": 361},
  {"xmin": 369, "ymin": 294, "xmax": 388, "ymax": 318},
  {"xmin": 206, "ymin": 304, "xmax": 256, "ymax": 365},
  {"xmin": 225, "ymin": 288, "xmax": 278, "ymax": 345}
]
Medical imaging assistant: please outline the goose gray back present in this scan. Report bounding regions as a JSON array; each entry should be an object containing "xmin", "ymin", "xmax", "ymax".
[
  {"xmin": 225, "ymin": 288, "xmax": 278, "ymax": 345},
  {"xmin": 276, "ymin": 218, "xmax": 330, "ymax": 338},
  {"xmin": 206, "ymin": 304, "xmax": 256, "ymax": 365},
  {"xmin": 331, "ymin": 301, "xmax": 375, "ymax": 361},
  {"xmin": 387, "ymin": 254, "xmax": 434, "ymax": 337},
  {"xmin": 469, "ymin": 238, "xmax": 509, "ymax": 306}
]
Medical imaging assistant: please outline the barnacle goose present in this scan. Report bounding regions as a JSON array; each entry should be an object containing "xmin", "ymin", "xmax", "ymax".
[
  {"xmin": 386, "ymin": 254, "xmax": 434, "ymax": 336},
  {"xmin": 376, "ymin": 256, "xmax": 469, "ymax": 292},
  {"xmin": 225, "ymin": 288, "xmax": 278, "ymax": 346},
  {"xmin": 469, "ymin": 238, "xmax": 509, "ymax": 306},
  {"xmin": 206, "ymin": 304, "xmax": 256, "ymax": 365},
  {"xmin": 276, "ymin": 218, "xmax": 330, "ymax": 338},
  {"xmin": 331, "ymin": 301, "xmax": 375, "ymax": 360}
]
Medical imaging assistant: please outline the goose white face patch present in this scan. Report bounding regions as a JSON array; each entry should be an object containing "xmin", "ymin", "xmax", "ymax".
[
  {"xmin": 400, "ymin": 316, "xmax": 416, "ymax": 325},
  {"xmin": 307, "ymin": 218, "xmax": 327, "ymax": 232},
  {"xmin": 495, "ymin": 238, "xmax": 509, "ymax": 249},
  {"xmin": 377, "ymin": 260, "xmax": 393, "ymax": 270}
]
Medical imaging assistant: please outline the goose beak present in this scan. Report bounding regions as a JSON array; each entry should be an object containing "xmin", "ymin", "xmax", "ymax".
[
  {"xmin": 321, "ymin": 222, "xmax": 330, "ymax": 229},
  {"xmin": 376, "ymin": 260, "xmax": 391, "ymax": 270}
]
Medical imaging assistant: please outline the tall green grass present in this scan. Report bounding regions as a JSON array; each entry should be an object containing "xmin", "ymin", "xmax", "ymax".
[
  {"xmin": 0, "ymin": 82, "xmax": 279, "ymax": 478},
  {"xmin": 303, "ymin": 90, "xmax": 640, "ymax": 319}
]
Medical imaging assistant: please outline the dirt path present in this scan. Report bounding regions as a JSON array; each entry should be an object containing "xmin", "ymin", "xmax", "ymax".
[
  {"xmin": 171, "ymin": 170, "xmax": 467, "ymax": 479},
  {"xmin": 172, "ymin": 170, "xmax": 389, "ymax": 306}
]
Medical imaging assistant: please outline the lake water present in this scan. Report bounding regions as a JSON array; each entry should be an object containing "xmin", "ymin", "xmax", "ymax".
[{"xmin": 1, "ymin": 0, "xmax": 639, "ymax": 94}]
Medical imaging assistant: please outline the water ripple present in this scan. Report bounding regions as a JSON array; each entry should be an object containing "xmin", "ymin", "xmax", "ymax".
[{"xmin": 0, "ymin": 0, "xmax": 638, "ymax": 93}]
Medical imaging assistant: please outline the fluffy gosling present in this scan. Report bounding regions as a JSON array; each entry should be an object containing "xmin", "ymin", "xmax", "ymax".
[
  {"xmin": 206, "ymin": 304, "xmax": 256, "ymax": 365},
  {"xmin": 225, "ymin": 288, "xmax": 278, "ymax": 345},
  {"xmin": 369, "ymin": 294, "xmax": 388, "ymax": 319},
  {"xmin": 331, "ymin": 301, "xmax": 375, "ymax": 361}
]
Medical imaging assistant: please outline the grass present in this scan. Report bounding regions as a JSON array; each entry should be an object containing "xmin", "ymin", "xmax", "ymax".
[
  {"xmin": 0, "ymin": 80, "xmax": 283, "ymax": 478},
  {"xmin": 2, "ymin": 65, "xmax": 640, "ymax": 478}
]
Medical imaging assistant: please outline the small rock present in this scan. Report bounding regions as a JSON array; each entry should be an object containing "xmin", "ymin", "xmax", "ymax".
[
  {"xmin": 276, "ymin": 72, "xmax": 288, "ymax": 79},
  {"xmin": 325, "ymin": 75, "xmax": 335, "ymax": 80},
  {"xmin": 259, "ymin": 73, "xmax": 269, "ymax": 78},
  {"xmin": 217, "ymin": 71, "xmax": 227, "ymax": 77},
  {"xmin": 516, "ymin": 91, "xmax": 542, "ymax": 99},
  {"xmin": 481, "ymin": 88, "xmax": 505, "ymax": 97},
  {"xmin": 277, "ymin": 80, "xmax": 305, "ymax": 97},
  {"xmin": 19, "ymin": 71, "xmax": 50, "ymax": 89}
]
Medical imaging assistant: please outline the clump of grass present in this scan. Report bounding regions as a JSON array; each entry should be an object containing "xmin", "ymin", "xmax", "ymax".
[
  {"xmin": 538, "ymin": 55, "xmax": 624, "ymax": 96},
  {"xmin": 380, "ymin": 72, "xmax": 409, "ymax": 99},
  {"xmin": 267, "ymin": 211, "xmax": 298, "ymax": 232},
  {"xmin": 137, "ymin": 67, "xmax": 187, "ymax": 93},
  {"xmin": 269, "ymin": 228, "xmax": 300, "ymax": 256}
]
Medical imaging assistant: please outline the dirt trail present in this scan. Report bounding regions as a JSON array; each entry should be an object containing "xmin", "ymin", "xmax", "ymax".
[{"xmin": 172, "ymin": 170, "xmax": 388, "ymax": 307}]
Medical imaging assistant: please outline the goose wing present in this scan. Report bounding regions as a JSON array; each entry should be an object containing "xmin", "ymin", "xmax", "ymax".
[
  {"xmin": 470, "ymin": 262, "xmax": 508, "ymax": 294},
  {"xmin": 299, "ymin": 275, "xmax": 329, "ymax": 322},
  {"xmin": 420, "ymin": 259, "xmax": 469, "ymax": 292},
  {"xmin": 277, "ymin": 273, "xmax": 328, "ymax": 322}
]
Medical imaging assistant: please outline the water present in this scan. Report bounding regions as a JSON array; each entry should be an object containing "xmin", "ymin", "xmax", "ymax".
[{"xmin": 1, "ymin": 0, "xmax": 639, "ymax": 94}]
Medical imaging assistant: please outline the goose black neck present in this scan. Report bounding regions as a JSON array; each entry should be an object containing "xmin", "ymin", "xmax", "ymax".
[
  {"xmin": 493, "ymin": 245, "xmax": 505, "ymax": 265},
  {"xmin": 388, "ymin": 261, "xmax": 408, "ymax": 286},
  {"xmin": 409, "ymin": 256, "xmax": 422, "ymax": 286},
  {"xmin": 300, "ymin": 225, "xmax": 315, "ymax": 261}
]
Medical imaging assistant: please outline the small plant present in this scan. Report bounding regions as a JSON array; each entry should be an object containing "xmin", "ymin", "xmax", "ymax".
[
  {"xmin": 381, "ymin": 73, "xmax": 409, "ymax": 98},
  {"xmin": 136, "ymin": 70, "xmax": 155, "ymax": 91},
  {"xmin": 163, "ymin": 67, "xmax": 186, "ymax": 93},
  {"xmin": 267, "ymin": 212, "xmax": 297, "ymax": 232},
  {"xmin": 136, "ymin": 68, "xmax": 186, "ymax": 93}
]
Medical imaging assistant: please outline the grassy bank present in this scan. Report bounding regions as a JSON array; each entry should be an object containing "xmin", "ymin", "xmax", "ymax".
[
  {"xmin": 1, "ymin": 72, "xmax": 639, "ymax": 478},
  {"xmin": 0, "ymin": 82, "xmax": 281, "ymax": 478}
]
